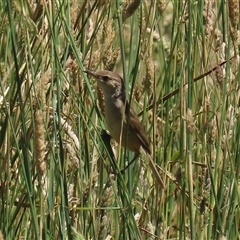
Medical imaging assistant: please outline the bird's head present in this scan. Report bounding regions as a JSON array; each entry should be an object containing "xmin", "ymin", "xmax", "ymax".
[{"xmin": 84, "ymin": 70, "xmax": 125, "ymax": 98}]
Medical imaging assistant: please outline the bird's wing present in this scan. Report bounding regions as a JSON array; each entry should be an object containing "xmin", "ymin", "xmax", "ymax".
[{"xmin": 125, "ymin": 102, "xmax": 151, "ymax": 154}]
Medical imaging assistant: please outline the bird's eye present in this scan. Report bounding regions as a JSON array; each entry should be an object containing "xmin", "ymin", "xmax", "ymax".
[{"xmin": 102, "ymin": 76, "xmax": 108, "ymax": 81}]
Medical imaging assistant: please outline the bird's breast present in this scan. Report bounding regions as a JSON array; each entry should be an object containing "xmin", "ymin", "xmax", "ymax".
[{"xmin": 104, "ymin": 97, "xmax": 125, "ymax": 143}]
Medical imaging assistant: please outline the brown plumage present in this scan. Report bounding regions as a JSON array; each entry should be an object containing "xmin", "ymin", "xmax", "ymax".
[
  {"xmin": 84, "ymin": 70, "xmax": 151, "ymax": 159},
  {"xmin": 85, "ymin": 69, "xmax": 165, "ymax": 188}
]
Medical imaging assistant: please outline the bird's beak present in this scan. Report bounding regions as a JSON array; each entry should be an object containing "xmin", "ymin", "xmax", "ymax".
[{"xmin": 84, "ymin": 70, "xmax": 99, "ymax": 79}]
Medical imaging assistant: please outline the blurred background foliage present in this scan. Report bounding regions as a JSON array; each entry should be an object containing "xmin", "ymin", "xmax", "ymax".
[{"xmin": 0, "ymin": 0, "xmax": 240, "ymax": 239}]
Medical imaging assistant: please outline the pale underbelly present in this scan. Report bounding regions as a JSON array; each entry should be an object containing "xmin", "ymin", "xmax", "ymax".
[{"xmin": 105, "ymin": 110, "xmax": 123, "ymax": 143}]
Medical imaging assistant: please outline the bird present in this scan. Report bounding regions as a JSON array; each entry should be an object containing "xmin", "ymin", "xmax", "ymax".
[{"xmin": 84, "ymin": 69, "xmax": 164, "ymax": 188}]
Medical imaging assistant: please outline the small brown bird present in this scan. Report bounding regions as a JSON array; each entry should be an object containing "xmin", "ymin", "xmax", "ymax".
[
  {"xmin": 84, "ymin": 69, "xmax": 164, "ymax": 187},
  {"xmin": 84, "ymin": 70, "xmax": 150, "ymax": 158}
]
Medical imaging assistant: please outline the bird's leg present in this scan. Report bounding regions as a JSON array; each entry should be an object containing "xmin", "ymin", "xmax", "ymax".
[
  {"xmin": 120, "ymin": 151, "xmax": 139, "ymax": 174},
  {"xmin": 122, "ymin": 152, "xmax": 165, "ymax": 189}
]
